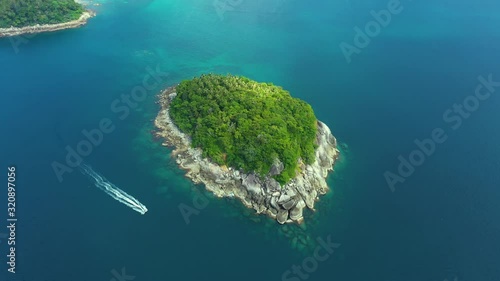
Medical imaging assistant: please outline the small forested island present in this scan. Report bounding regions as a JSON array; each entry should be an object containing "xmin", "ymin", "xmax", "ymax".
[
  {"xmin": 155, "ymin": 74, "xmax": 339, "ymax": 224},
  {"xmin": 0, "ymin": 0, "xmax": 93, "ymax": 37}
]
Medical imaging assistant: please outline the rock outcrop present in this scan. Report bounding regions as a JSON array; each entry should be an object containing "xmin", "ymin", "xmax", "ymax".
[
  {"xmin": 154, "ymin": 86, "xmax": 339, "ymax": 224},
  {"xmin": 0, "ymin": 11, "xmax": 95, "ymax": 38}
]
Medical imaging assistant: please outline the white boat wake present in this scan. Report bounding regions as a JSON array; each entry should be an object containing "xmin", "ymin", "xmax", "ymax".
[{"xmin": 79, "ymin": 164, "xmax": 148, "ymax": 215}]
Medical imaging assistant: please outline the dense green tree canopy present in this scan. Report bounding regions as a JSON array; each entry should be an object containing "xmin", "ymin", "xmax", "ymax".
[
  {"xmin": 170, "ymin": 74, "xmax": 318, "ymax": 184},
  {"xmin": 0, "ymin": 0, "xmax": 84, "ymax": 28}
]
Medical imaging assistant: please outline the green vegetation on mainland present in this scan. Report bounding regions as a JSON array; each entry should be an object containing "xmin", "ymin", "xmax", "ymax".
[
  {"xmin": 0, "ymin": 0, "xmax": 85, "ymax": 28},
  {"xmin": 170, "ymin": 74, "xmax": 318, "ymax": 184}
]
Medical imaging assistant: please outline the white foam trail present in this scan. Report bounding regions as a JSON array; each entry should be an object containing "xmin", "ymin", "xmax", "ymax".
[{"xmin": 79, "ymin": 164, "xmax": 148, "ymax": 215}]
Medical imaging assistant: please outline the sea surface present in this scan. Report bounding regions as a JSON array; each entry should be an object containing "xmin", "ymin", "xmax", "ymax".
[{"xmin": 1, "ymin": 0, "xmax": 499, "ymax": 281}]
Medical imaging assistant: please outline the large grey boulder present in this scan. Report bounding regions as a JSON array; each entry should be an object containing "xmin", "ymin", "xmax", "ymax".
[
  {"xmin": 277, "ymin": 209, "xmax": 289, "ymax": 224},
  {"xmin": 269, "ymin": 159, "xmax": 284, "ymax": 176}
]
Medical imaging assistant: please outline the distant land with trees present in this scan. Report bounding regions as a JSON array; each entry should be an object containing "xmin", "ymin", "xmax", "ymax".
[{"xmin": 0, "ymin": 0, "xmax": 85, "ymax": 28}]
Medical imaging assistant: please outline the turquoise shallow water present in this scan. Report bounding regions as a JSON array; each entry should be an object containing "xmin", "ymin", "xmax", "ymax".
[{"xmin": 1, "ymin": 0, "xmax": 500, "ymax": 280}]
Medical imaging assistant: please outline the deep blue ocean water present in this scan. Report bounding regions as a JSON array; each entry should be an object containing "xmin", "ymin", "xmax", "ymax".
[{"xmin": 1, "ymin": 0, "xmax": 499, "ymax": 281}]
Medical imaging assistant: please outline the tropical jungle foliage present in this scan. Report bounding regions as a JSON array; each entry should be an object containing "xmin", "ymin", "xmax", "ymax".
[
  {"xmin": 0, "ymin": 0, "xmax": 85, "ymax": 28},
  {"xmin": 170, "ymin": 74, "xmax": 318, "ymax": 184}
]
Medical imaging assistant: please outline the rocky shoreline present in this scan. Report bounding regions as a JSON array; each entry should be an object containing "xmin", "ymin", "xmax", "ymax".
[
  {"xmin": 0, "ymin": 11, "xmax": 95, "ymax": 38},
  {"xmin": 154, "ymin": 86, "xmax": 339, "ymax": 224}
]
